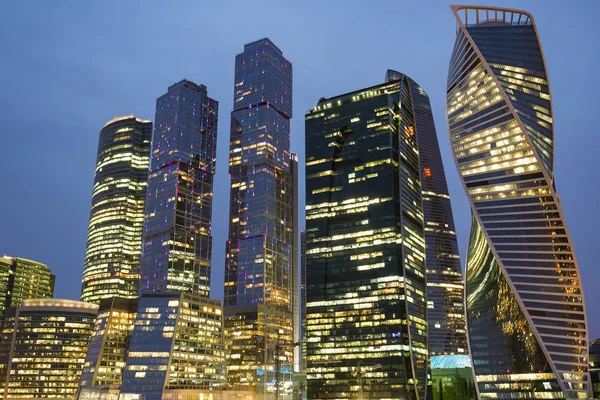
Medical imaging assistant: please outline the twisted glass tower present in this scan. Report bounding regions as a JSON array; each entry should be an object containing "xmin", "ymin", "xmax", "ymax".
[{"xmin": 447, "ymin": 6, "xmax": 590, "ymax": 398}]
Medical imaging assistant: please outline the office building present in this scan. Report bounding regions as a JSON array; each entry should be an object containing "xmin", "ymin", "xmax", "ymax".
[
  {"xmin": 300, "ymin": 230, "xmax": 306, "ymax": 374},
  {"xmin": 140, "ymin": 80, "xmax": 218, "ymax": 296},
  {"xmin": 0, "ymin": 299, "xmax": 98, "ymax": 399},
  {"xmin": 81, "ymin": 116, "xmax": 152, "ymax": 304},
  {"xmin": 291, "ymin": 154, "xmax": 300, "ymax": 375},
  {"xmin": 0, "ymin": 255, "xmax": 55, "ymax": 327},
  {"xmin": 223, "ymin": 38, "xmax": 297, "ymax": 394},
  {"xmin": 447, "ymin": 5, "xmax": 590, "ymax": 398},
  {"xmin": 77, "ymin": 297, "xmax": 139, "ymax": 400},
  {"xmin": 407, "ymin": 67, "xmax": 466, "ymax": 355},
  {"xmin": 590, "ymin": 338, "xmax": 600, "ymax": 398},
  {"xmin": 304, "ymin": 71, "xmax": 429, "ymax": 399},
  {"xmin": 120, "ymin": 292, "xmax": 225, "ymax": 399}
]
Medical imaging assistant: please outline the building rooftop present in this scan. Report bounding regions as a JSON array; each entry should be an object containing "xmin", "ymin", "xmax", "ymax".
[
  {"xmin": 104, "ymin": 115, "xmax": 151, "ymax": 128},
  {"xmin": 243, "ymin": 37, "xmax": 283, "ymax": 55},
  {"xmin": 451, "ymin": 5, "xmax": 533, "ymax": 27},
  {"xmin": 22, "ymin": 298, "xmax": 99, "ymax": 311},
  {"xmin": 430, "ymin": 355, "xmax": 472, "ymax": 369}
]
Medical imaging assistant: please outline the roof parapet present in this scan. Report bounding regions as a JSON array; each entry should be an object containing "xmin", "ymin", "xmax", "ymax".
[{"xmin": 451, "ymin": 5, "xmax": 533, "ymax": 28}]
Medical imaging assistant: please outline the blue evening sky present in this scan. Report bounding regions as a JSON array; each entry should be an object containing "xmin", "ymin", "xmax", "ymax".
[{"xmin": 1, "ymin": 1, "xmax": 598, "ymax": 337}]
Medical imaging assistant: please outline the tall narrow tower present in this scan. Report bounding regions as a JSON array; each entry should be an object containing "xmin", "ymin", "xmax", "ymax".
[
  {"xmin": 140, "ymin": 80, "xmax": 218, "ymax": 295},
  {"xmin": 401, "ymin": 69, "xmax": 467, "ymax": 358},
  {"xmin": 224, "ymin": 38, "xmax": 296, "ymax": 393},
  {"xmin": 447, "ymin": 6, "xmax": 590, "ymax": 398},
  {"xmin": 81, "ymin": 116, "xmax": 152, "ymax": 303},
  {"xmin": 305, "ymin": 71, "xmax": 429, "ymax": 399}
]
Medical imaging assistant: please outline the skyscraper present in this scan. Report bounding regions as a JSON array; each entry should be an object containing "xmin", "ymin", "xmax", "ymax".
[
  {"xmin": 140, "ymin": 80, "xmax": 218, "ymax": 296},
  {"xmin": 81, "ymin": 116, "xmax": 152, "ymax": 304},
  {"xmin": 0, "ymin": 299, "xmax": 98, "ymax": 399},
  {"xmin": 223, "ymin": 38, "xmax": 296, "ymax": 393},
  {"xmin": 0, "ymin": 256, "xmax": 55, "ymax": 327},
  {"xmin": 304, "ymin": 71, "xmax": 429, "ymax": 399},
  {"xmin": 447, "ymin": 5, "xmax": 590, "ymax": 398},
  {"xmin": 402, "ymin": 70, "xmax": 466, "ymax": 358}
]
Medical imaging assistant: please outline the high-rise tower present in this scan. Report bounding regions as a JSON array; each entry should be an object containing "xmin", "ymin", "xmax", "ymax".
[
  {"xmin": 399, "ymin": 69, "xmax": 467, "ymax": 358},
  {"xmin": 305, "ymin": 71, "xmax": 429, "ymax": 399},
  {"xmin": 447, "ymin": 5, "xmax": 590, "ymax": 398},
  {"xmin": 81, "ymin": 116, "xmax": 152, "ymax": 303},
  {"xmin": 140, "ymin": 80, "xmax": 218, "ymax": 296},
  {"xmin": 223, "ymin": 38, "xmax": 296, "ymax": 393}
]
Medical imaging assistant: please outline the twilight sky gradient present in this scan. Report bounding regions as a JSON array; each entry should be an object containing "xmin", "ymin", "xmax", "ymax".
[{"xmin": 1, "ymin": 1, "xmax": 598, "ymax": 337}]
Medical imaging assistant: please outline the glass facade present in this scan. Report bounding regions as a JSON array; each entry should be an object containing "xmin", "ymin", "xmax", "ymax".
[
  {"xmin": 304, "ymin": 72, "xmax": 428, "ymax": 399},
  {"xmin": 223, "ymin": 38, "xmax": 297, "ymax": 393},
  {"xmin": 291, "ymin": 154, "xmax": 300, "ymax": 375},
  {"xmin": 301, "ymin": 230, "xmax": 307, "ymax": 374},
  {"xmin": 140, "ymin": 80, "xmax": 218, "ymax": 296},
  {"xmin": 120, "ymin": 293, "xmax": 225, "ymax": 400},
  {"xmin": 0, "ymin": 299, "xmax": 98, "ymax": 399},
  {"xmin": 394, "ymin": 71, "xmax": 468, "ymax": 358},
  {"xmin": 430, "ymin": 355, "xmax": 476, "ymax": 400},
  {"xmin": 590, "ymin": 338, "xmax": 600, "ymax": 398},
  {"xmin": 81, "ymin": 116, "xmax": 152, "ymax": 304},
  {"xmin": 447, "ymin": 6, "xmax": 590, "ymax": 398},
  {"xmin": 77, "ymin": 297, "xmax": 139, "ymax": 399},
  {"xmin": 0, "ymin": 256, "xmax": 55, "ymax": 328}
]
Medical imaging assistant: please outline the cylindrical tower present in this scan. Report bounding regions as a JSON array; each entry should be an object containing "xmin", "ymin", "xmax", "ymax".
[{"xmin": 81, "ymin": 115, "xmax": 152, "ymax": 303}]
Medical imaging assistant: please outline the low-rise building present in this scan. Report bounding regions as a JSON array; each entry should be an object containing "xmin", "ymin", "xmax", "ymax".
[
  {"xmin": 120, "ymin": 293, "xmax": 225, "ymax": 400},
  {"xmin": 0, "ymin": 299, "xmax": 98, "ymax": 399}
]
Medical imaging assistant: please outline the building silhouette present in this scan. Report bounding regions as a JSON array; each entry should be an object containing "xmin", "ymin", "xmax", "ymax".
[{"xmin": 447, "ymin": 5, "xmax": 591, "ymax": 398}]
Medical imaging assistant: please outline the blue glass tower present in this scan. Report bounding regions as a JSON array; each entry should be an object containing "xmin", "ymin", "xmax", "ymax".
[
  {"xmin": 140, "ymin": 80, "xmax": 218, "ymax": 296},
  {"xmin": 223, "ymin": 38, "xmax": 297, "ymax": 392}
]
